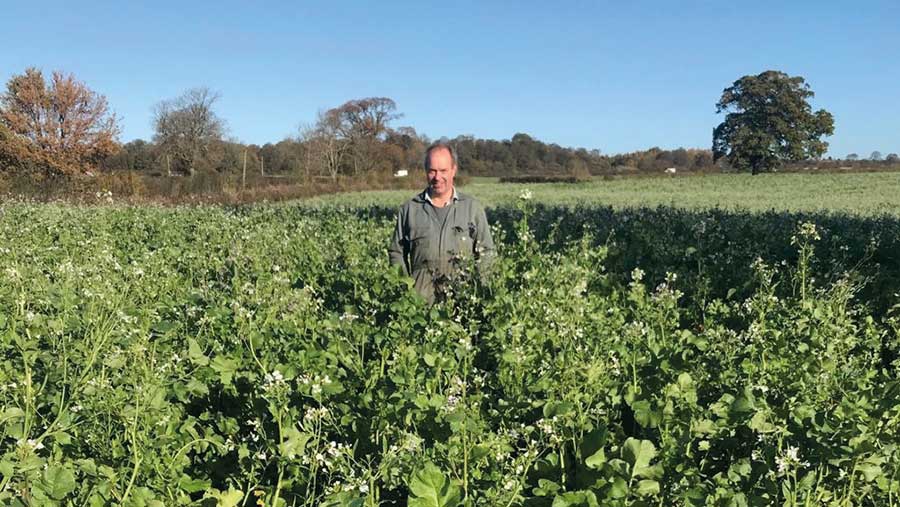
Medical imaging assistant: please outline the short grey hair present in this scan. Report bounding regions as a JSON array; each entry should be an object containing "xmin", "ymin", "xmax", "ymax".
[{"xmin": 423, "ymin": 141, "xmax": 458, "ymax": 171}]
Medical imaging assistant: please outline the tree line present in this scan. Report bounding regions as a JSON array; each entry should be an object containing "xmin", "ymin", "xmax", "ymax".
[
  {"xmin": 1, "ymin": 67, "xmax": 896, "ymax": 183},
  {"xmin": 104, "ymin": 131, "xmax": 720, "ymax": 180}
]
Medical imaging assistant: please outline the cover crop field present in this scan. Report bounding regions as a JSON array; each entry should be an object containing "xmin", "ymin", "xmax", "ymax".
[
  {"xmin": 309, "ymin": 172, "xmax": 900, "ymax": 215},
  {"xmin": 2, "ymin": 178, "xmax": 900, "ymax": 506}
]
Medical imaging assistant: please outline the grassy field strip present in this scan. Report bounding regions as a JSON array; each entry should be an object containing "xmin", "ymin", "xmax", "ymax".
[{"xmin": 303, "ymin": 172, "xmax": 900, "ymax": 215}]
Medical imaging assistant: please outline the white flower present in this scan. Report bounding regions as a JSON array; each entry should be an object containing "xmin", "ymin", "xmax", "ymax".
[
  {"xmin": 518, "ymin": 189, "xmax": 533, "ymax": 201},
  {"xmin": 798, "ymin": 222, "xmax": 821, "ymax": 241},
  {"xmin": 304, "ymin": 406, "xmax": 330, "ymax": 422},
  {"xmin": 785, "ymin": 446, "xmax": 799, "ymax": 461},
  {"xmin": 17, "ymin": 439, "xmax": 44, "ymax": 451},
  {"xmin": 441, "ymin": 376, "xmax": 467, "ymax": 412},
  {"xmin": 631, "ymin": 268, "xmax": 645, "ymax": 282},
  {"xmin": 536, "ymin": 418, "xmax": 554, "ymax": 435},
  {"xmin": 775, "ymin": 445, "xmax": 809, "ymax": 475},
  {"xmin": 262, "ymin": 369, "xmax": 287, "ymax": 393}
]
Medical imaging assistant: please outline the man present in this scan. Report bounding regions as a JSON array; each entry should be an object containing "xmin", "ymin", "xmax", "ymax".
[{"xmin": 388, "ymin": 141, "xmax": 495, "ymax": 303}]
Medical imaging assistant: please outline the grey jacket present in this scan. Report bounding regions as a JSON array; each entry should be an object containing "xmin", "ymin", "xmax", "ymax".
[{"xmin": 388, "ymin": 189, "xmax": 495, "ymax": 302}]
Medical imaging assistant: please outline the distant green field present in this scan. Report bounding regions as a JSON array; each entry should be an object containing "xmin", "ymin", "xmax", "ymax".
[{"xmin": 304, "ymin": 172, "xmax": 900, "ymax": 215}]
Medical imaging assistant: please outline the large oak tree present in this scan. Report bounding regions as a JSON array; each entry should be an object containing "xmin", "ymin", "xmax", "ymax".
[{"xmin": 712, "ymin": 70, "xmax": 834, "ymax": 174}]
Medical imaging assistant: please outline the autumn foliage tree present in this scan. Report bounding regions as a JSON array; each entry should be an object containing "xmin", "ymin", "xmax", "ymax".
[{"xmin": 0, "ymin": 67, "xmax": 120, "ymax": 175}]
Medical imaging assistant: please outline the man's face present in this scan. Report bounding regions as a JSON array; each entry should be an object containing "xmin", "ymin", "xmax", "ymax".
[{"xmin": 426, "ymin": 148, "xmax": 457, "ymax": 197}]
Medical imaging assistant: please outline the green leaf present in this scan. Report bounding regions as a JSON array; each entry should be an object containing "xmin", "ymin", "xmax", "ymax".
[
  {"xmin": 320, "ymin": 491, "xmax": 366, "ymax": 507},
  {"xmin": 98, "ymin": 465, "xmax": 117, "ymax": 479},
  {"xmin": 622, "ymin": 438, "xmax": 660, "ymax": 479},
  {"xmin": 631, "ymin": 400, "xmax": 660, "ymax": 428},
  {"xmin": 534, "ymin": 479, "xmax": 561, "ymax": 496},
  {"xmin": 0, "ymin": 460, "xmax": 14, "ymax": 477},
  {"xmin": 691, "ymin": 418, "xmax": 716, "ymax": 436},
  {"xmin": 279, "ymin": 427, "xmax": 312, "ymax": 459},
  {"xmin": 585, "ymin": 447, "xmax": 606, "ymax": 469},
  {"xmin": 178, "ymin": 476, "xmax": 211, "ymax": 493},
  {"xmin": 210, "ymin": 355, "xmax": 239, "ymax": 385},
  {"xmin": 727, "ymin": 459, "xmax": 752, "ymax": 481},
  {"xmin": 552, "ymin": 490, "xmax": 599, "ymax": 507},
  {"xmin": 748, "ymin": 411, "xmax": 776, "ymax": 433},
  {"xmin": 1, "ymin": 407, "xmax": 25, "ymax": 423},
  {"xmin": 730, "ymin": 388, "xmax": 756, "ymax": 415},
  {"xmin": 152, "ymin": 320, "xmax": 177, "ymax": 334},
  {"xmin": 856, "ymin": 462, "xmax": 882, "ymax": 482},
  {"xmin": 185, "ymin": 378, "xmax": 209, "ymax": 396},
  {"xmin": 580, "ymin": 426, "xmax": 608, "ymax": 470},
  {"xmin": 215, "ymin": 488, "xmax": 244, "ymax": 507},
  {"xmin": 407, "ymin": 462, "xmax": 462, "ymax": 507},
  {"xmin": 608, "ymin": 477, "xmax": 628, "ymax": 498},
  {"xmin": 76, "ymin": 459, "xmax": 97, "ymax": 476},
  {"xmin": 187, "ymin": 339, "xmax": 209, "ymax": 366},
  {"xmin": 130, "ymin": 486, "xmax": 162, "ymax": 506},
  {"xmin": 543, "ymin": 401, "xmax": 574, "ymax": 418},
  {"xmin": 40, "ymin": 465, "xmax": 76, "ymax": 500},
  {"xmin": 103, "ymin": 354, "xmax": 126, "ymax": 369},
  {"xmin": 797, "ymin": 471, "xmax": 816, "ymax": 490},
  {"xmin": 470, "ymin": 445, "xmax": 490, "ymax": 461},
  {"xmin": 323, "ymin": 380, "xmax": 345, "ymax": 395},
  {"xmin": 635, "ymin": 479, "xmax": 660, "ymax": 496}
]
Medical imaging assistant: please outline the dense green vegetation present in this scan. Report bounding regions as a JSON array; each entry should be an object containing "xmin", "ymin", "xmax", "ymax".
[{"xmin": 2, "ymin": 194, "xmax": 898, "ymax": 505}]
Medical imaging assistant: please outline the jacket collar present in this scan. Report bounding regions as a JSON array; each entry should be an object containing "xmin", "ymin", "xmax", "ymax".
[{"xmin": 413, "ymin": 187, "xmax": 465, "ymax": 204}]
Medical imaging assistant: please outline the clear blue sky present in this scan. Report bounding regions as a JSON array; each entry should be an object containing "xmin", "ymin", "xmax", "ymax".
[{"xmin": 3, "ymin": 0, "xmax": 897, "ymax": 157}]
